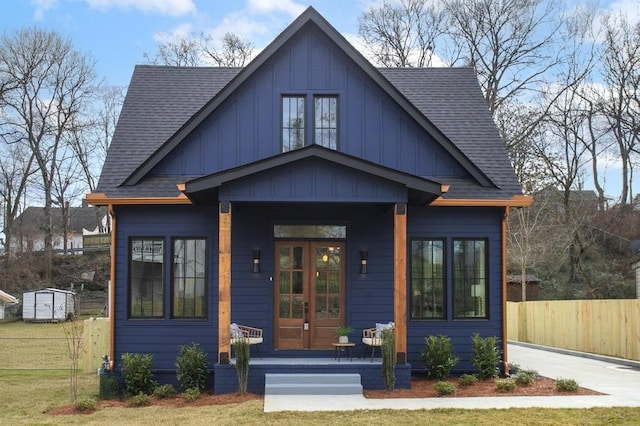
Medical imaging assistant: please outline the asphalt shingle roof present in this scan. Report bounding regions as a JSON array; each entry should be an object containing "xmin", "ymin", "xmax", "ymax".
[{"xmin": 95, "ymin": 7, "xmax": 523, "ymax": 202}]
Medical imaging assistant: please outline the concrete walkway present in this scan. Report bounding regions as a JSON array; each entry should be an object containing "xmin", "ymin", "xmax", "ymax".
[{"xmin": 263, "ymin": 343, "xmax": 640, "ymax": 412}]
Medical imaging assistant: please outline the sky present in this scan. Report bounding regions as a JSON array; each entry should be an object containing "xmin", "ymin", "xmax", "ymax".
[
  {"xmin": 1, "ymin": 0, "xmax": 639, "ymax": 200},
  {"xmin": 1, "ymin": 0, "xmax": 369, "ymax": 87}
]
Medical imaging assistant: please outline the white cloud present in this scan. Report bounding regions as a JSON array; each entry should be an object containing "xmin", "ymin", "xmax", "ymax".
[
  {"xmin": 608, "ymin": 0, "xmax": 640, "ymax": 25},
  {"xmin": 247, "ymin": 0, "xmax": 305, "ymax": 18},
  {"xmin": 85, "ymin": 0, "xmax": 196, "ymax": 17},
  {"xmin": 30, "ymin": 0, "xmax": 58, "ymax": 21}
]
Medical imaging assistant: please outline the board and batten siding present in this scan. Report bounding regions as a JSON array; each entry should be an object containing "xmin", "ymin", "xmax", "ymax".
[
  {"xmin": 149, "ymin": 25, "xmax": 467, "ymax": 182},
  {"xmin": 405, "ymin": 206, "xmax": 505, "ymax": 372},
  {"xmin": 114, "ymin": 205, "xmax": 218, "ymax": 371}
]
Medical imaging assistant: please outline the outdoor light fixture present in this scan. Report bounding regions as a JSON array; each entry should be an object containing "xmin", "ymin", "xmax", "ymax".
[
  {"xmin": 360, "ymin": 250, "xmax": 368, "ymax": 274},
  {"xmin": 252, "ymin": 249, "xmax": 261, "ymax": 273}
]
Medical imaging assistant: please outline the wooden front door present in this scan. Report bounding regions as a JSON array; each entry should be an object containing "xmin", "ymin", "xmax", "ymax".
[{"xmin": 274, "ymin": 241, "xmax": 345, "ymax": 349}]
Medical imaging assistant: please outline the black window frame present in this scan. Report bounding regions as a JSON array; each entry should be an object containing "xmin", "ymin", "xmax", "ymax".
[
  {"xmin": 452, "ymin": 238, "xmax": 489, "ymax": 319},
  {"xmin": 313, "ymin": 95, "xmax": 338, "ymax": 149},
  {"xmin": 410, "ymin": 238, "xmax": 446, "ymax": 320},
  {"xmin": 171, "ymin": 237, "xmax": 208, "ymax": 320},
  {"xmin": 128, "ymin": 237, "xmax": 165, "ymax": 319},
  {"xmin": 282, "ymin": 95, "xmax": 306, "ymax": 152}
]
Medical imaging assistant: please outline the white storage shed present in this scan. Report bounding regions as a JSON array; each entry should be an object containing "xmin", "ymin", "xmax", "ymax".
[{"xmin": 22, "ymin": 288, "xmax": 76, "ymax": 322}]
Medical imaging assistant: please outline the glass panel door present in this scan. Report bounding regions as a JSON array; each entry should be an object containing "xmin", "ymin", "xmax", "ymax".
[{"xmin": 274, "ymin": 241, "xmax": 345, "ymax": 349}]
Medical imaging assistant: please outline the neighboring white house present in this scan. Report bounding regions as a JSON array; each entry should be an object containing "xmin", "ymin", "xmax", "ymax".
[
  {"xmin": 0, "ymin": 290, "xmax": 18, "ymax": 320},
  {"xmin": 8, "ymin": 204, "xmax": 107, "ymax": 254},
  {"xmin": 22, "ymin": 288, "xmax": 76, "ymax": 322}
]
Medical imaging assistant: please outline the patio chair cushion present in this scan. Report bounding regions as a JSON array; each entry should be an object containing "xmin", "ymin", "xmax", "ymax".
[
  {"xmin": 230, "ymin": 323, "xmax": 243, "ymax": 338},
  {"xmin": 374, "ymin": 321, "xmax": 394, "ymax": 338}
]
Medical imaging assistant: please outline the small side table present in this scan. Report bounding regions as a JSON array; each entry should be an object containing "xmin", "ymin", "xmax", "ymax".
[{"xmin": 332, "ymin": 342, "xmax": 355, "ymax": 362}]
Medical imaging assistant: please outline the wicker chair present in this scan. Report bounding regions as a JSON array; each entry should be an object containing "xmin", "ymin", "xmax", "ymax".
[
  {"xmin": 230, "ymin": 324, "xmax": 263, "ymax": 359},
  {"xmin": 362, "ymin": 323, "xmax": 394, "ymax": 362}
]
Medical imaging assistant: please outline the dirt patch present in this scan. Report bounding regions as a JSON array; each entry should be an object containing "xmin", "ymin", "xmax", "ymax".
[
  {"xmin": 47, "ymin": 376, "xmax": 601, "ymax": 415},
  {"xmin": 364, "ymin": 376, "xmax": 602, "ymax": 399}
]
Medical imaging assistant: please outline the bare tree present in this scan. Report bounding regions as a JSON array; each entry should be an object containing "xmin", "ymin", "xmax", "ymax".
[
  {"xmin": 598, "ymin": 14, "xmax": 640, "ymax": 205},
  {"xmin": 202, "ymin": 32, "xmax": 254, "ymax": 67},
  {"xmin": 145, "ymin": 32, "xmax": 254, "ymax": 67},
  {"xmin": 358, "ymin": 0, "xmax": 451, "ymax": 67},
  {"xmin": 144, "ymin": 34, "xmax": 200, "ymax": 66},
  {"xmin": 0, "ymin": 143, "xmax": 36, "ymax": 257},
  {"xmin": 445, "ymin": 0, "xmax": 564, "ymax": 115},
  {"xmin": 0, "ymin": 28, "xmax": 98, "ymax": 280}
]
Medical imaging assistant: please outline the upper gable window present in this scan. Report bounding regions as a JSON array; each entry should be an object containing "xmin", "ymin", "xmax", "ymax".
[
  {"xmin": 282, "ymin": 96, "xmax": 305, "ymax": 152},
  {"xmin": 282, "ymin": 95, "xmax": 339, "ymax": 152},
  {"xmin": 314, "ymin": 96, "xmax": 338, "ymax": 149}
]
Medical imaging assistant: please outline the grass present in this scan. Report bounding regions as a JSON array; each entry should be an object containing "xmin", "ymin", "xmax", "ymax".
[
  {"xmin": 2, "ymin": 322, "xmax": 640, "ymax": 425},
  {"xmin": 0, "ymin": 320, "xmax": 82, "ymax": 370}
]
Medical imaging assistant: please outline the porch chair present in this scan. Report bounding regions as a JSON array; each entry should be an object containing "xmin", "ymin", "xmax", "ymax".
[
  {"xmin": 230, "ymin": 323, "xmax": 263, "ymax": 359},
  {"xmin": 362, "ymin": 322, "xmax": 394, "ymax": 362}
]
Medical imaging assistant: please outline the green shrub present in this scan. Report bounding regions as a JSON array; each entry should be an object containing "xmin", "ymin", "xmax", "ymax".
[
  {"xmin": 128, "ymin": 392, "xmax": 152, "ymax": 407},
  {"xmin": 381, "ymin": 329, "xmax": 396, "ymax": 392},
  {"xmin": 153, "ymin": 384, "xmax": 177, "ymax": 399},
  {"xmin": 470, "ymin": 334, "xmax": 502, "ymax": 380},
  {"xmin": 495, "ymin": 378, "xmax": 517, "ymax": 393},
  {"xmin": 556, "ymin": 378, "xmax": 579, "ymax": 392},
  {"xmin": 234, "ymin": 339, "xmax": 250, "ymax": 395},
  {"xmin": 433, "ymin": 381, "xmax": 455, "ymax": 396},
  {"xmin": 175, "ymin": 343, "xmax": 209, "ymax": 392},
  {"xmin": 74, "ymin": 397, "xmax": 97, "ymax": 412},
  {"xmin": 419, "ymin": 335, "xmax": 460, "ymax": 380},
  {"xmin": 121, "ymin": 353, "xmax": 156, "ymax": 396},
  {"xmin": 508, "ymin": 363, "xmax": 521, "ymax": 375},
  {"xmin": 515, "ymin": 371, "xmax": 535, "ymax": 386},
  {"xmin": 183, "ymin": 387, "xmax": 201, "ymax": 402},
  {"xmin": 520, "ymin": 368, "xmax": 539, "ymax": 377},
  {"xmin": 458, "ymin": 374, "xmax": 478, "ymax": 387}
]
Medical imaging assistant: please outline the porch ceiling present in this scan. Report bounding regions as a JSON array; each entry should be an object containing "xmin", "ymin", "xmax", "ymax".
[{"xmin": 182, "ymin": 145, "xmax": 443, "ymax": 206}]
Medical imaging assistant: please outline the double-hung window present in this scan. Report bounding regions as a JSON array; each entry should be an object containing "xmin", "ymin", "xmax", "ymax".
[
  {"xmin": 453, "ymin": 239, "xmax": 488, "ymax": 318},
  {"xmin": 129, "ymin": 238, "xmax": 164, "ymax": 318},
  {"xmin": 172, "ymin": 238, "xmax": 207, "ymax": 319},
  {"xmin": 314, "ymin": 96, "xmax": 337, "ymax": 149},
  {"xmin": 282, "ymin": 95, "xmax": 338, "ymax": 152},
  {"xmin": 410, "ymin": 239, "xmax": 445, "ymax": 319},
  {"xmin": 282, "ymin": 96, "xmax": 305, "ymax": 152}
]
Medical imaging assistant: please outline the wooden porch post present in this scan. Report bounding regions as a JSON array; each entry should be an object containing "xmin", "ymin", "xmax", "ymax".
[
  {"xmin": 394, "ymin": 203, "xmax": 407, "ymax": 363},
  {"xmin": 502, "ymin": 206, "xmax": 510, "ymax": 374},
  {"xmin": 218, "ymin": 201, "xmax": 231, "ymax": 364}
]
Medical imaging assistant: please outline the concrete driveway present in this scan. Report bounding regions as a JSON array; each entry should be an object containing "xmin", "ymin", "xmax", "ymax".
[{"xmin": 264, "ymin": 342, "xmax": 640, "ymax": 412}]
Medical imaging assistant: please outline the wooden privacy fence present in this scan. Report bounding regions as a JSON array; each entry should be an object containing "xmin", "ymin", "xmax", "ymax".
[
  {"xmin": 82, "ymin": 317, "xmax": 110, "ymax": 373},
  {"xmin": 507, "ymin": 300, "xmax": 640, "ymax": 362}
]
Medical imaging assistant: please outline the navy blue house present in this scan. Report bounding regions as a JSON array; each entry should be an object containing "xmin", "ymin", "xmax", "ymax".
[{"xmin": 89, "ymin": 7, "xmax": 531, "ymax": 394}]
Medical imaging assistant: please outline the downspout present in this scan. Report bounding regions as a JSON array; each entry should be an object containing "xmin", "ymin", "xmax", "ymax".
[
  {"xmin": 502, "ymin": 206, "xmax": 509, "ymax": 375},
  {"xmin": 108, "ymin": 204, "xmax": 116, "ymax": 370}
]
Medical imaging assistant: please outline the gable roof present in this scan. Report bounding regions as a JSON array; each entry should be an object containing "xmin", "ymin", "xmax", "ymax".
[
  {"xmin": 183, "ymin": 144, "xmax": 444, "ymax": 205},
  {"xmin": 0, "ymin": 290, "xmax": 18, "ymax": 304},
  {"xmin": 121, "ymin": 7, "xmax": 491, "ymax": 190},
  {"xmin": 95, "ymin": 7, "xmax": 524, "ymax": 203},
  {"xmin": 12, "ymin": 206, "xmax": 106, "ymax": 234}
]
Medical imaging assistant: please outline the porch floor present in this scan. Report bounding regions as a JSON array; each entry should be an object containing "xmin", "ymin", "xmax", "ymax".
[{"xmin": 231, "ymin": 357, "xmax": 382, "ymax": 365}]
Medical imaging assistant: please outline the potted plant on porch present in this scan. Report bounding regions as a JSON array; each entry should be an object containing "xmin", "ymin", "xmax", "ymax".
[{"xmin": 336, "ymin": 325, "xmax": 353, "ymax": 343}]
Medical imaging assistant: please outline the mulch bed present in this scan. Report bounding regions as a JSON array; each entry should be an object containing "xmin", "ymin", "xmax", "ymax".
[
  {"xmin": 364, "ymin": 376, "xmax": 602, "ymax": 399},
  {"xmin": 47, "ymin": 376, "xmax": 601, "ymax": 415}
]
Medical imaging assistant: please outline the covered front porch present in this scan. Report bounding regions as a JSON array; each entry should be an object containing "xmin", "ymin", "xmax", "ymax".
[{"xmin": 213, "ymin": 357, "xmax": 411, "ymax": 395}]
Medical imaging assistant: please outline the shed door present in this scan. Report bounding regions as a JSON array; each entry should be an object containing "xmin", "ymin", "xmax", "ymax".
[
  {"xmin": 274, "ymin": 241, "xmax": 345, "ymax": 349},
  {"xmin": 35, "ymin": 292, "xmax": 54, "ymax": 320}
]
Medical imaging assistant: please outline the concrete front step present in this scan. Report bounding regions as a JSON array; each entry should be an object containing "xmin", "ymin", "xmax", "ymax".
[{"xmin": 264, "ymin": 373, "xmax": 363, "ymax": 395}]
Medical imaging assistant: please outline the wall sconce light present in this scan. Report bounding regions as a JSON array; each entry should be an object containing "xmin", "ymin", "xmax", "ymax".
[
  {"xmin": 252, "ymin": 249, "xmax": 261, "ymax": 273},
  {"xmin": 360, "ymin": 250, "xmax": 368, "ymax": 274}
]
